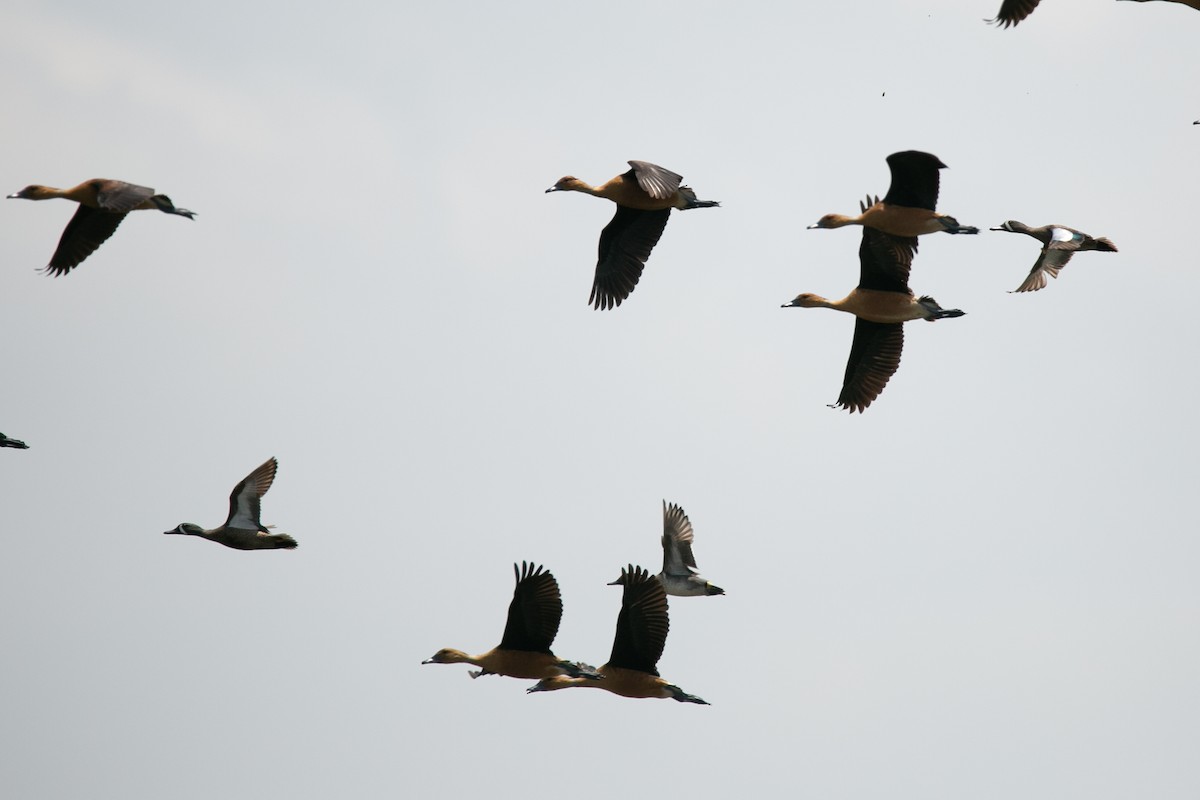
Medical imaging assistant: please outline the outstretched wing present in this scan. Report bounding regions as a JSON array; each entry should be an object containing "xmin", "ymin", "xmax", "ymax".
[
  {"xmin": 661, "ymin": 501, "xmax": 701, "ymax": 577},
  {"xmin": 989, "ymin": 0, "xmax": 1042, "ymax": 28},
  {"xmin": 92, "ymin": 180, "xmax": 155, "ymax": 213},
  {"xmin": 607, "ymin": 564, "xmax": 669, "ymax": 675},
  {"xmin": 882, "ymin": 151, "xmax": 945, "ymax": 211},
  {"xmin": 225, "ymin": 457, "xmax": 278, "ymax": 530},
  {"xmin": 835, "ymin": 320, "xmax": 904, "ymax": 414},
  {"xmin": 858, "ymin": 226, "xmax": 915, "ymax": 294},
  {"xmin": 498, "ymin": 561, "xmax": 563, "ymax": 653},
  {"xmin": 45, "ymin": 205, "xmax": 128, "ymax": 276},
  {"xmin": 1013, "ymin": 248, "xmax": 1074, "ymax": 293},
  {"xmin": 627, "ymin": 161, "xmax": 683, "ymax": 201},
  {"xmin": 590, "ymin": 206, "xmax": 671, "ymax": 310}
]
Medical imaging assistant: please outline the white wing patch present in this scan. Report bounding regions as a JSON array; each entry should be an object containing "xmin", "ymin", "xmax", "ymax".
[
  {"xmin": 227, "ymin": 482, "xmax": 260, "ymax": 529},
  {"xmin": 1050, "ymin": 227, "xmax": 1076, "ymax": 243}
]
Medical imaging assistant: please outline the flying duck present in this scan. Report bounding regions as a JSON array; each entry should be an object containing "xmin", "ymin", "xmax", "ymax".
[
  {"xmin": 423, "ymin": 561, "xmax": 599, "ymax": 681},
  {"xmin": 784, "ymin": 209, "xmax": 965, "ymax": 413},
  {"xmin": 808, "ymin": 151, "xmax": 978, "ymax": 239},
  {"xmin": 546, "ymin": 160, "xmax": 719, "ymax": 310},
  {"xmin": 8, "ymin": 179, "xmax": 195, "ymax": 276},
  {"xmin": 990, "ymin": 221, "xmax": 1118, "ymax": 292},
  {"xmin": 164, "ymin": 457, "xmax": 297, "ymax": 550},
  {"xmin": 615, "ymin": 501, "xmax": 724, "ymax": 597},
  {"xmin": 527, "ymin": 564, "xmax": 708, "ymax": 704},
  {"xmin": 0, "ymin": 433, "xmax": 29, "ymax": 449}
]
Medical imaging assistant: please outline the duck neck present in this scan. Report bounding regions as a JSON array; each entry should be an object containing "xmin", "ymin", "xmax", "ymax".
[
  {"xmin": 810, "ymin": 294, "xmax": 844, "ymax": 311},
  {"xmin": 557, "ymin": 178, "xmax": 602, "ymax": 199},
  {"xmin": 827, "ymin": 214, "xmax": 862, "ymax": 228},
  {"xmin": 26, "ymin": 186, "xmax": 71, "ymax": 201}
]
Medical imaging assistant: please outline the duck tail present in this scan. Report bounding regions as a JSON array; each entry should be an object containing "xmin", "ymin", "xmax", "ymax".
[
  {"xmin": 666, "ymin": 684, "xmax": 710, "ymax": 705},
  {"xmin": 939, "ymin": 215, "xmax": 979, "ymax": 235},
  {"xmin": 918, "ymin": 296, "xmax": 966, "ymax": 321},
  {"xmin": 150, "ymin": 194, "xmax": 197, "ymax": 220},
  {"xmin": 1093, "ymin": 237, "xmax": 1118, "ymax": 252},
  {"xmin": 269, "ymin": 533, "xmax": 299, "ymax": 549},
  {"xmin": 678, "ymin": 186, "xmax": 720, "ymax": 210}
]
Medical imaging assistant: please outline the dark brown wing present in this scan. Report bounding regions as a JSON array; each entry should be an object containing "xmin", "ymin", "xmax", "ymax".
[
  {"xmin": 882, "ymin": 151, "xmax": 946, "ymax": 211},
  {"xmin": 858, "ymin": 226, "xmax": 914, "ymax": 294},
  {"xmin": 497, "ymin": 562, "xmax": 563, "ymax": 654},
  {"xmin": 92, "ymin": 180, "xmax": 155, "ymax": 213},
  {"xmin": 590, "ymin": 206, "xmax": 671, "ymax": 310},
  {"xmin": 990, "ymin": 0, "xmax": 1042, "ymax": 27},
  {"xmin": 835, "ymin": 320, "xmax": 904, "ymax": 413},
  {"xmin": 607, "ymin": 564, "xmax": 669, "ymax": 675},
  {"xmin": 224, "ymin": 457, "xmax": 278, "ymax": 530},
  {"xmin": 627, "ymin": 161, "xmax": 683, "ymax": 201},
  {"xmin": 45, "ymin": 205, "xmax": 127, "ymax": 276}
]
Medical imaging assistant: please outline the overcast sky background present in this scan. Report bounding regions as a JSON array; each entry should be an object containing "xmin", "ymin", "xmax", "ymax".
[{"xmin": 1, "ymin": 2, "xmax": 1198, "ymax": 798}]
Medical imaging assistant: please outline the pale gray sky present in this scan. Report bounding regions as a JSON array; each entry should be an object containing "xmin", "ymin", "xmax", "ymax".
[{"xmin": 2, "ymin": 2, "xmax": 1199, "ymax": 798}]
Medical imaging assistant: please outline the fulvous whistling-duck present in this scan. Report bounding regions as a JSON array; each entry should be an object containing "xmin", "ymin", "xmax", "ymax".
[
  {"xmin": 784, "ymin": 209, "xmax": 965, "ymax": 413},
  {"xmin": 991, "ymin": 0, "xmax": 1200, "ymax": 27},
  {"xmin": 7, "ymin": 179, "xmax": 195, "ymax": 276},
  {"xmin": 0, "ymin": 433, "xmax": 29, "ymax": 450},
  {"xmin": 423, "ymin": 562, "xmax": 600, "ymax": 681},
  {"xmin": 808, "ymin": 151, "xmax": 978, "ymax": 240},
  {"xmin": 546, "ymin": 161, "xmax": 719, "ymax": 310},
  {"xmin": 614, "ymin": 501, "xmax": 724, "ymax": 597},
  {"xmin": 527, "ymin": 564, "xmax": 708, "ymax": 704},
  {"xmin": 164, "ymin": 458, "xmax": 298, "ymax": 550},
  {"xmin": 990, "ymin": 221, "xmax": 1118, "ymax": 292}
]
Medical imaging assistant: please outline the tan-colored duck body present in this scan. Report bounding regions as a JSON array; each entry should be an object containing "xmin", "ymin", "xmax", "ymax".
[
  {"xmin": 786, "ymin": 287, "xmax": 952, "ymax": 324},
  {"xmin": 8, "ymin": 179, "xmax": 195, "ymax": 276},
  {"xmin": 527, "ymin": 564, "xmax": 708, "ymax": 704},
  {"xmin": 991, "ymin": 220, "xmax": 1117, "ymax": 292},
  {"xmin": 425, "ymin": 646, "xmax": 573, "ymax": 680},
  {"xmin": 535, "ymin": 663, "xmax": 700, "ymax": 701},
  {"xmin": 784, "ymin": 213, "xmax": 965, "ymax": 413},
  {"xmin": 546, "ymin": 160, "xmax": 719, "ymax": 310},
  {"xmin": 809, "ymin": 151, "xmax": 978, "ymax": 239},
  {"xmin": 164, "ymin": 458, "xmax": 297, "ymax": 550},
  {"xmin": 423, "ymin": 562, "xmax": 599, "ymax": 681}
]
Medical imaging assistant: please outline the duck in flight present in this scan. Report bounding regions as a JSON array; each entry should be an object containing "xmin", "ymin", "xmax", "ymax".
[
  {"xmin": 527, "ymin": 564, "xmax": 708, "ymax": 704},
  {"xmin": 808, "ymin": 151, "xmax": 978, "ymax": 240},
  {"xmin": 8, "ymin": 179, "xmax": 195, "ymax": 276},
  {"xmin": 990, "ymin": 220, "xmax": 1118, "ymax": 292},
  {"xmin": 164, "ymin": 457, "xmax": 297, "ymax": 550},
  {"xmin": 423, "ymin": 561, "xmax": 599, "ymax": 681},
  {"xmin": 0, "ymin": 433, "xmax": 29, "ymax": 449},
  {"xmin": 546, "ymin": 161, "xmax": 719, "ymax": 310},
  {"xmin": 785, "ymin": 207, "xmax": 965, "ymax": 413},
  {"xmin": 616, "ymin": 501, "xmax": 724, "ymax": 597}
]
